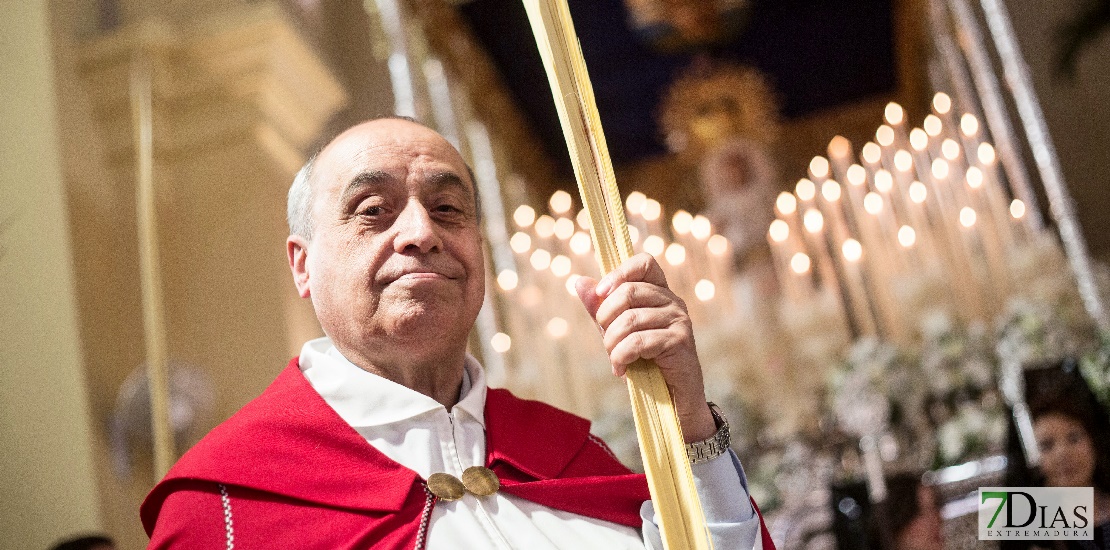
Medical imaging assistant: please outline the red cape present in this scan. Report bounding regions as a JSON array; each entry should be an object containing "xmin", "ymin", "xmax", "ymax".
[{"xmin": 142, "ymin": 359, "xmax": 775, "ymax": 548}]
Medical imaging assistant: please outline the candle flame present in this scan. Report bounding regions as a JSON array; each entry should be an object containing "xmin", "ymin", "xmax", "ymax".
[
  {"xmin": 924, "ymin": 115, "xmax": 942, "ymax": 137},
  {"xmin": 864, "ymin": 192, "xmax": 883, "ymax": 214},
  {"xmin": 707, "ymin": 234, "xmax": 729, "ymax": 256},
  {"xmin": 664, "ymin": 243, "xmax": 686, "ymax": 266},
  {"xmin": 909, "ymin": 181, "xmax": 928, "ymax": 204},
  {"xmin": 966, "ymin": 166, "xmax": 984, "ymax": 189},
  {"xmin": 570, "ymin": 231, "xmax": 593, "ymax": 255},
  {"xmin": 1011, "ymin": 199, "xmax": 1026, "ymax": 219},
  {"xmin": 553, "ymin": 217, "xmax": 575, "ymax": 240},
  {"xmin": 497, "ymin": 269, "xmax": 519, "ymax": 291},
  {"xmin": 803, "ymin": 209, "xmax": 824, "ymax": 233},
  {"xmin": 847, "ymin": 164, "xmax": 867, "ymax": 186},
  {"xmin": 510, "ymin": 232, "xmax": 532, "ymax": 253},
  {"xmin": 874, "ymin": 170, "xmax": 893, "ymax": 193},
  {"xmin": 978, "ymin": 143, "xmax": 997, "ymax": 165},
  {"xmin": 628, "ymin": 225, "xmax": 640, "ymax": 245},
  {"xmin": 862, "ymin": 142, "xmax": 882, "ymax": 164},
  {"xmin": 894, "ymin": 150, "xmax": 914, "ymax": 172},
  {"xmin": 959, "ymin": 207, "xmax": 977, "ymax": 228},
  {"xmin": 547, "ymin": 317, "xmax": 568, "ymax": 339},
  {"xmin": 842, "ymin": 238, "xmax": 863, "ymax": 262},
  {"xmin": 898, "ymin": 225, "xmax": 916, "ymax": 247},
  {"xmin": 576, "ymin": 208, "xmax": 591, "ymax": 230},
  {"xmin": 790, "ymin": 252, "xmax": 811, "ymax": 274},
  {"xmin": 549, "ymin": 190, "xmax": 573, "ymax": 214},
  {"xmin": 550, "ymin": 254, "xmax": 572, "ymax": 277},
  {"xmin": 535, "ymin": 215, "xmax": 556, "ymax": 238},
  {"xmin": 672, "ymin": 210, "xmax": 693, "ymax": 235},
  {"xmin": 690, "ymin": 215, "xmax": 712, "ymax": 240},
  {"xmin": 884, "ymin": 102, "xmax": 905, "ymax": 125},
  {"xmin": 626, "ymin": 191, "xmax": 647, "ymax": 214},
  {"xmin": 491, "ymin": 332, "xmax": 511, "ymax": 353},
  {"xmin": 769, "ymin": 219, "xmax": 790, "ymax": 243},
  {"xmin": 796, "ymin": 178, "xmax": 816, "ymax": 201},
  {"xmin": 828, "ymin": 135, "xmax": 852, "ymax": 159},
  {"xmin": 694, "ymin": 279, "xmax": 716, "ymax": 302},
  {"xmin": 942, "ymin": 139, "xmax": 961, "ymax": 161},
  {"xmin": 776, "ymin": 192, "xmax": 798, "ymax": 214},
  {"xmin": 809, "ymin": 156, "xmax": 830, "ymax": 179},
  {"xmin": 931, "ymin": 159, "xmax": 950, "ymax": 180},
  {"xmin": 961, "ymin": 114, "xmax": 980, "ymax": 137},
  {"xmin": 822, "ymin": 180, "xmax": 842, "ymax": 202},
  {"xmin": 933, "ymin": 92, "xmax": 952, "ymax": 114},
  {"xmin": 642, "ymin": 199, "xmax": 662, "ymax": 221},
  {"xmin": 909, "ymin": 128, "xmax": 929, "ymax": 152},
  {"xmin": 514, "ymin": 205, "xmax": 536, "ymax": 228},
  {"xmin": 566, "ymin": 274, "xmax": 580, "ymax": 296},
  {"xmin": 643, "ymin": 235, "xmax": 665, "ymax": 256},
  {"xmin": 530, "ymin": 249, "xmax": 552, "ymax": 270},
  {"xmin": 876, "ymin": 125, "xmax": 895, "ymax": 147}
]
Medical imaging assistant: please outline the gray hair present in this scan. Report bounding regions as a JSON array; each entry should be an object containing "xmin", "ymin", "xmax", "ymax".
[{"xmin": 287, "ymin": 152, "xmax": 319, "ymax": 240}]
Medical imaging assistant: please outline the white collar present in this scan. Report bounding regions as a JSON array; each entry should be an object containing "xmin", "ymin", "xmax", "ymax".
[{"xmin": 298, "ymin": 337, "xmax": 487, "ymax": 429}]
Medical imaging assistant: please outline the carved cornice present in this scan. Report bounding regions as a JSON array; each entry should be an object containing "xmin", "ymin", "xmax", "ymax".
[{"xmin": 78, "ymin": 2, "xmax": 347, "ymax": 174}]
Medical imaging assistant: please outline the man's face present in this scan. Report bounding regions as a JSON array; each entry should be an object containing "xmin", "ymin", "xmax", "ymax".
[{"xmin": 290, "ymin": 119, "xmax": 485, "ymax": 361}]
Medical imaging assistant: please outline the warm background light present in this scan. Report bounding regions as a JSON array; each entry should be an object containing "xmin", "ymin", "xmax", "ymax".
[
  {"xmin": 626, "ymin": 191, "xmax": 647, "ymax": 214},
  {"xmin": 570, "ymin": 231, "xmax": 592, "ymax": 255},
  {"xmin": 910, "ymin": 128, "xmax": 928, "ymax": 151},
  {"xmin": 707, "ymin": 234, "xmax": 729, "ymax": 256},
  {"xmin": 898, "ymin": 225, "xmax": 917, "ymax": 247},
  {"xmin": 932, "ymin": 159, "xmax": 950, "ymax": 179},
  {"xmin": 884, "ymin": 102, "xmax": 905, "ymax": 125},
  {"xmin": 690, "ymin": 215, "xmax": 712, "ymax": 240},
  {"xmin": 534, "ymin": 215, "xmax": 555, "ymax": 238},
  {"xmin": 530, "ymin": 249, "xmax": 551, "ymax": 270},
  {"xmin": 672, "ymin": 210, "xmax": 693, "ymax": 235},
  {"xmin": 942, "ymin": 139, "xmax": 960, "ymax": 160},
  {"xmin": 513, "ymin": 205, "xmax": 536, "ymax": 228},
  {"xmin": 576, "ymin": 208, "xmax": 591, "ymax": 230},
  {"xmin": 933, "ymin": 92, "xmax": 952, "ymax": 114},
  {"xmin": 1011, "ymin": 199, "xmax": 1027, "ymax": 219},
  {"xmin": 842, "ymin": 239, "xmax": 863, "ymax": 262},
  {"xmin": 961, "ymin": 113, "xmax": 980, "ymax": 137},
  {"xmin": 497, "ymin": 269, "xmax": 518, "ymax": 291},
  {"xmin": 553, "ymin": 217, "xmax": 575, "ymax": 240},
  {"xmin": 769, "ymin": 219, "xmax": 790, "ymax": 243},
  {"xmin": 664, "ymin": 243, "xmax": 686, "ymax": 266},
  {"xmin": 978, "ymin": 143, "xmax": 997, "ymax": 164},
  {"xmin": 641, "ymin": 199, "xmax": 662, "ymax": 221},
  {"xmin": 694, "ymin": 279, "xmax": 716, "ymax": 302},
  {"xmin": 864, "ymin": 192, "xmax": 883, "ymax": 214},
  {"xmin": 909, "ymin": 181, "xmax": 928, "ymax": 203},
  {"xmin": 966, "ymin": 166, "xmax": 984, "ymax": 189},
  {"xmin": 803, "ymin": 209, "xmax": 824, "ymax": 233},
  {"xmin": 960, "ymin": 207, "xmax": 977, "ymax": 228},
  {"xmin": 491, "ymin": 332, "xmax": 511, "ymax": 353},
  {"xmin": 790, "ymin": 252, "xmax": 811, "ymax": 274},
  {"xmin": 550, "ymin": 255, "xmax": 572, "ymax": 277},
  {"xmin": 643, "ymin": 235, "xmax": 665, "ymax": 256},
  {"xmin": 894, "ymin": 150, "xmax": 913, "ymax": 172},
  {"xmin": 874, "ymin": 170, "xmax": 893, "ymax": 193},
  {"xmin": 876, "ymin": 125, "xmax": 895, "ymax": 147},
  {"xmin": 809, "ymin": 156, "xmax": 830, "ymax": 178},
  {"xmin": 796, "ymin": 178, "xmax": 816, "ymax": 201},
  {"xmin": 510, "ymin": 232, "xmax": 532, "ymax": 253},
  {"xmin": 847, "ymin": 164, "xmax": 867, "ymax": 186},
  {"xmin": 776, "ymin": 192, "xmax": 798, "ymax": 214},
  {"xmin": 828, "ymin": 135, "xmax": 851, "ymax": 159},
  {"xmin": 547, "ymin": 317, "xmax": 568, "ymax": 338},
  {"xmin": 924, "ymin": 115, "xmax": 942, "ymax": 137},
  {"xmin": 549, "ymin": 190, "xmax": 572, "ymax": 214},
  {"xmin": 862, "ymin": 142, "xmax": 882, "ymax": 164},
  {"xmin": 822, "ymin": 180, "xmax": 842, "ymax": 201}
]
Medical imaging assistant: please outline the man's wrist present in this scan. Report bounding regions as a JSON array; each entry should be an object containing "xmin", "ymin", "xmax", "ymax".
[{"xmin": 685, "ymin": 402, "xmax": 730, "ymax": 464}]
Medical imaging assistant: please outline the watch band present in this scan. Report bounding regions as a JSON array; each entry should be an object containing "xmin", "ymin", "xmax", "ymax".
[{"xmin": 685, "ymin": 402, "xmax": 731, "ymax": 464}]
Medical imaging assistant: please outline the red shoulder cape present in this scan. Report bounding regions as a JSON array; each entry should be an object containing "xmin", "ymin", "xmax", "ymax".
[{"xmin": 141, "ymin": 359, "xmax": 774, "ymax": 549}]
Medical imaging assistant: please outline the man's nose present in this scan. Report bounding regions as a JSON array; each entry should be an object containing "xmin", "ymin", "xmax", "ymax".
[{"xmin": 392, "ymin": 200, "xmax": 443, "ymax": 254}]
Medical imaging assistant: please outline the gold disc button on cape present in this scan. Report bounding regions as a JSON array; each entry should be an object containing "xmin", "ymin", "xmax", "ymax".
[
  {"xmin": 427, "ymin": 473, "xmax": 466, "ymax": 502},
  {"xmin": 461, "ymin": 466, "xmax": 500, "ymax": 497}
]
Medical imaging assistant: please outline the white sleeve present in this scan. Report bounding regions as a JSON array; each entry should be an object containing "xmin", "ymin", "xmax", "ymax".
[{"xmin": 640, "ymin": 450, "xmax": 762, "ymax": 549}]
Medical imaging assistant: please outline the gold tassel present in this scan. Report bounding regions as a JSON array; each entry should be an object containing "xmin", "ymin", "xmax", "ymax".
[{"xmin": 521, "ymin": 1, "xmax": 713, "ymax": 548}]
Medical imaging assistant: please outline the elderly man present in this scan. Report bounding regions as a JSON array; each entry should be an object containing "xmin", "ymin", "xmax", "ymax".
[{"xmin": 141, "ymin": 118, "xmax": 774, "ymax": 548}]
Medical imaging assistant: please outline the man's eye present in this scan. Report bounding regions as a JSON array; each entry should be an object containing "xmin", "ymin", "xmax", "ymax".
[
  {"xmin": 435, "ymin": 204, "xmax": 462, "ymax": 214},
  {"xmin": 361, "ymin": 205, "xmax": 383, "ymax": 216}
]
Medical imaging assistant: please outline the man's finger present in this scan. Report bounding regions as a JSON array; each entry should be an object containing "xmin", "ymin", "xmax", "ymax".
[
  {"xmin": 574, "ymin": 275, "xmax": 603, "ymax": 318},
  {"xmin": 595, "ymin": 253, "xmax": 669, "ymax": 297},
  {"xmin": 595, "ymin": 284, "xmax": 677, "ymax": 331}
]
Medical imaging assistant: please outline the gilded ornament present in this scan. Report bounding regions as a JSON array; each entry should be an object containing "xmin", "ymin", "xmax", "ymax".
[
  {"xmin": 427, "ymin": 472, "xmax": 466, "ymax": 501},
  {"xmin": 461, "ymin": 466, "xmax": 500, "ymax": 496}
]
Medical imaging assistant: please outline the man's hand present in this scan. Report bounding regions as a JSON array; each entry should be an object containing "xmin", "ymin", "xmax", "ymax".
[{"xmin": 574, "ymin": 253, "xmax": 717, "ymax": 443}]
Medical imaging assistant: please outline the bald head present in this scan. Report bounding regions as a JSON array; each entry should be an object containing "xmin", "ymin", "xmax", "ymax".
[{"xmin": 287, "ymin": 118, "xmax": 479, "ymax": 241}]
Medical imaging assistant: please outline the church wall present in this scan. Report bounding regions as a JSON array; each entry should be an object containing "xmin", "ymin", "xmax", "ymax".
[{"xmin": 0, "ymin": 1, "xmax": 104, "ymax": 548}]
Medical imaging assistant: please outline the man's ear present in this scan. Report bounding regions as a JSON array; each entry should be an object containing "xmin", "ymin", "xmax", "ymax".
[{"xmin": 287, "ymin": 235, "xmax": 311, "ymax": 298}]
